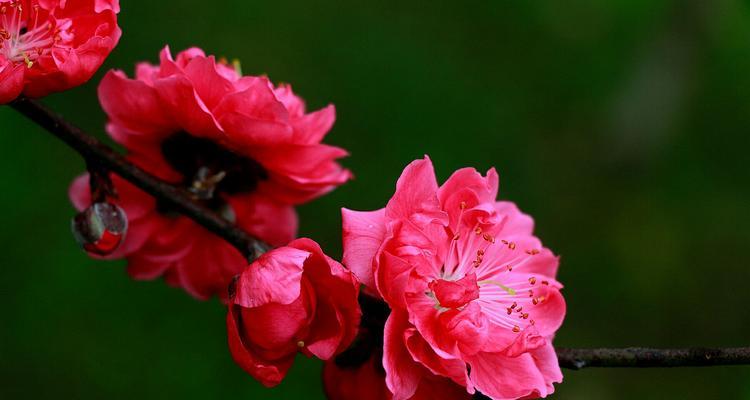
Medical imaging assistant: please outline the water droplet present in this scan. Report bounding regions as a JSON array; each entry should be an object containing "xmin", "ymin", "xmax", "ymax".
[{"xmin": 71, "ymin": 202, "xmax": 127, "ymax": 256}]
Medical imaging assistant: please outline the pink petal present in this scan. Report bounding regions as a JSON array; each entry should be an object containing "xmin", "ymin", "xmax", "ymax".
[
  {"xmin": 289, "ymin": 238, "xmax": 361, "ymax": 359},
  {"xmin": 241, "ymin": 286, "xmax": 314, "ymax": 359},
  {"xmin": 153, "ymin": 74, "xmax": 224, "ymax": 139},
  {"xmin": 516, "ymin": 247, "xmax": 560, "ymax": 283},
  {"xmin": 341, "ymin": 207, "xmax": 386, "ymax": 291},
  {"xmin": 98, "ymin": 70, "xmax": 176, "ymax": 135},
  {"xmin": 292, "ymin": 104, "xmax": 336, "ymax": 144},
  {"xmin": 182, "ymin": 55, "xmax": 236, "ymax": 109},
  {"xmin": 68, "ymin": 174, "xmax": 92, "ymax": 212},
  {"xmin": 0, "ymin": 62, "xmax": 24, "ymax": 104},
  {"xmin": 303, "ymin": 296, "xmax": 345, "ymax": 360},
  {"xmin": 213, "ymin": 77, "xmax": 292, "ymax": 146},
  {"xmin": 385, "ymin": 157, "xmax": 441, "ymax": 221},
  {"xmin": 467, "ymin": 351, "xmax": 547, "ymax": 399},
  {"xmin": 404, "ymin": 326, "xmax": 470, "ymax": 389},
  {"xmin": 231, "ymin": 193, "xmax": 298, "ymax": 248},
  {"xmin": 495, "ymin": 201, "xmax": 535, "ymax": 237},
  {"xmin": 95, "ymin": 0, "xmax": 120, "ymax": 12},
  {"xmin": 383, "ymin": 310, "xmax": 422, "ymax": 400},
  {"xmin": 226, "ymin": 306, "xmax": 295, "ymax": 387},
  {"xmin": 233, "ymin": 247, "xmax": 311, "ymax": 308},
  {"xmin": 376, "ymin": 250, "xmax": 416, "ymax": 309},
  {"xmin": 174, "ymin": 233, "xmax": 247, "ymax": 300},
  {"xmin": 438, "ymin": 167, "xmax": 499, "ymax": 207}
]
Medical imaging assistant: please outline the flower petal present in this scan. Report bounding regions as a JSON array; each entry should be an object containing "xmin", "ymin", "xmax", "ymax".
[
  {"xmin": 341, "ymin": 208, "xmax": 386, "ymax": 291},
  {"xmin": 226, "ymin": 306, "xmax": 295, "ymax": 387},
  {"xmin": 383, "ymin": 310, "xmax": 422, "ymax": 400},
  {"xmin": 233, "ymin": 246, "xmax": 310, "ymax": 308}
]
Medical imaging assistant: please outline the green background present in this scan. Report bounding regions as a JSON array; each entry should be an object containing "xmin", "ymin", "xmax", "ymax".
[{"xmin": 2, "ymin": 0, "xmax": 750, "ymax": 398}]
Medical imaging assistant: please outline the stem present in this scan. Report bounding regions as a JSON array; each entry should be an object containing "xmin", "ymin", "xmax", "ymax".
[
  {"xmin": 86, "ymin": 158, "xmax": 115, "ymax": 203},
  {"xmin": 10, "ymin": 96, "xmax": 268, "ymax": 261},
  {"xmin": 7, "ymin": 98, "xmax": 750, "ymax": 373}
]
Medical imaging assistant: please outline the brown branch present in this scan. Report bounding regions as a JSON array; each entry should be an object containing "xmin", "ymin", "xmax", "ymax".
[
  {"xmin": 8, "ymin": 97, "xmax": 750, "ymax": 374},
  {"xmin": 10, "ymin": 96, "xmax": 268, "ymax": 260},
  {"xmin": 556, "ymin": 347, "xmax": 750, "ymax": 369}
]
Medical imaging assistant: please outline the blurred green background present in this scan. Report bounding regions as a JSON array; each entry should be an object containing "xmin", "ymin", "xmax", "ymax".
[{"xmin": 2, "ymin": 0, "xmax": 750, "ymax": 399}]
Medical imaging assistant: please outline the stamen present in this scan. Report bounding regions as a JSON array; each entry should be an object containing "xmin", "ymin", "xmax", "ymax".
[
  {"xmin": 32, "ymin": 4, "xmax": 39, "ymax": 30},
  {"xmin": 232, "ymin": 59, "xmax": 242, "ymax": 76}
]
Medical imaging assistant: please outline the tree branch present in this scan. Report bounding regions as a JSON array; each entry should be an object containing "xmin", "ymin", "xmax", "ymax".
[
  {"xmin": 556, "ymin": 347, "xmax": 750, "ymax": 369},
  {"xmin": 10, "ymin": 97, "xmax": 268, "ymax": 260},
  {"xmin": 8, "ymin": 98, "xmax": 750, "ymax": 373}
]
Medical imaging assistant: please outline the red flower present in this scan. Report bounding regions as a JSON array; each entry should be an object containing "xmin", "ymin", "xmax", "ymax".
[
  {"xmin": 227, "ymin": 238, "xmax": 361, "ymax": 387},
  {"xmin": 0, "ymin": 0, "xmax": 121, "ymax": 103},
  {"xmin": 342, "ymin": 157, "xmax": 565, "ymax": 399},
  {"xmin": 69, "ymin": 46, "xmax": 351, "ymax": 299}
]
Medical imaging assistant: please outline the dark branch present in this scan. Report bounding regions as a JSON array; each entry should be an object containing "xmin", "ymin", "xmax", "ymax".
[
  {"xmin": 8, "ymin": 98, "xmax": 750, "ymax": 374},
  {"xmin": 556, "ymin": 347, "xmax": 750, "ymax": 369},
  {"xmin": 10, "ymin": 97, "xmax": 268, "ymax": 260}
]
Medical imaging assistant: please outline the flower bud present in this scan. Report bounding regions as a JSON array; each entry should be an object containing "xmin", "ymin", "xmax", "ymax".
[
  {"xmin": 71, "ymin": 202, "xmax": 128, "ymax": 256},
  {"xmin": 227, "ymin": 238, "xmax": 361, "ymax": 387}
]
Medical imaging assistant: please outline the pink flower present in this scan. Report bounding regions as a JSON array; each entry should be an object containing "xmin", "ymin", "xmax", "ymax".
[
  {"xmin": 342, "ymin": 157, "xmax": 566, "ymax": 400},
  {"xmin": 0, "ymin": 0, "xmax": 121, "ymax": 103},
  {"xmin": 69, "ymin": 46, "xmax": 351, "ymax": 299},
  {"xmin": 226, "ymin": 238, "xmax": 361, "ymax": 387}
]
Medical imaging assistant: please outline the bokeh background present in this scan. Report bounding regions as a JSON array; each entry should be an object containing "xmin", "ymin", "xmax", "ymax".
[{"xmin": 2, "ymin": 0, "xmax": 750, "ymax": 398}]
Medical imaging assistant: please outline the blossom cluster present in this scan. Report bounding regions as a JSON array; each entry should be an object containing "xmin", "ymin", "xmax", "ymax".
[{"xmin": 1, "ymin": 1, "xmax": 567, "ymax": 398}]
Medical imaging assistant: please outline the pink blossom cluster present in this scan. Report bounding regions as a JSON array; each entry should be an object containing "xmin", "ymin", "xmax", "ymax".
[{"xmin": 0, "ymin": 2, "xmax": 567, "ymax": 398}]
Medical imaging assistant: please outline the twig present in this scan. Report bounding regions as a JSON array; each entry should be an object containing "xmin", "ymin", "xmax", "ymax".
[
  {"xmin": 556, "ymin": 347, "xmax": 750, "ymax": 369},
  {"xmin": 7, "ymin": 98, "xmax": 750, "ymax": 373},
  {"xmin": 10, "ymin": 96, "xmax": 268, "ymax": 260}
]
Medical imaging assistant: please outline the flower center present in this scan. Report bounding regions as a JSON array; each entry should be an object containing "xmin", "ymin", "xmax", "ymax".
[
  {"xmin": 0, "ymin": 1, "xmax": 66, "ymax": 67},
  {"xmin": 159, "ymin": 132, "xmax": 267, "ymax": 219},
  {"xmin": 432, "ymin": 200, "xmax": 549, "ymax": 334}
]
